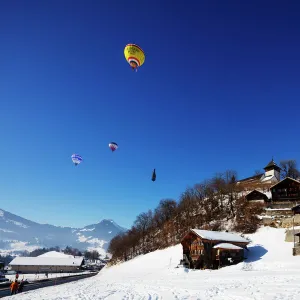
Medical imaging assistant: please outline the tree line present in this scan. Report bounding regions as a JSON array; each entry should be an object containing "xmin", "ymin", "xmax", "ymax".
[
  {"xmin": 0, "ymin": 254, "xmax": 14, "ymax": 267},
  {"xmin": 20, "ymin": 246, "xmax": 100, "ymax": 261},
  {"xmin": 108, "ymin": 159, "xmax": 300, "ymax": 265}
]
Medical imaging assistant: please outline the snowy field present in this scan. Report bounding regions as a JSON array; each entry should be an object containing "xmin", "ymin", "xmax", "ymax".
[{"xmin": 4, "ymin": 226, "xmax": 300, "ymax": 299}]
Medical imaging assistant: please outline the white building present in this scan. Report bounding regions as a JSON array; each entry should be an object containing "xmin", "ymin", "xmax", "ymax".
[
  {"xmin": 9, "ymin": 251, "xmax": 84, "ymax": 273},
  {"xmin": 237, "ymin": 159, "xmax": 281, "ymax": 188}
]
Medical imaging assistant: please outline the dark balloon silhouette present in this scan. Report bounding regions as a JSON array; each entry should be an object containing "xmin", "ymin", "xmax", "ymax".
[{"xmin": 152, "ymin": 169, "xmax": 156, "ymax": 182}]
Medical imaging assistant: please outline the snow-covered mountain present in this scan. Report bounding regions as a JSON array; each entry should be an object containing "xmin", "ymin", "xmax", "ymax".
[{"xmin": 0, "ymin": 208, "xmax": 127, "ymax": 257}]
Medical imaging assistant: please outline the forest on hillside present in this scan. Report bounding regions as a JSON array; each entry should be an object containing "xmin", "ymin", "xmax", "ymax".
[{"xmin": 108, "ymin": 159, "xmax": 300, "ymax": 265}]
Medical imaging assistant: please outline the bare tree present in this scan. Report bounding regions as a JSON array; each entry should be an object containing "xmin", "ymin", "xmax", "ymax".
[
  {"xmin": 254, "ymin": 169, "xmax": 262, "ymax": 176},
  {"xmin": 107, "ymin": 234, "xmax": 122, "ymax": 261},
  {"xmin": 234, "ymin": 196, "xmax": 264, "ymax": 233},
  {"xmin": 225, "ymin": 170, "xmax": 239, "ymax": 218},
  {"xmin": 153, "ymin": 199, "xmax": 177, "ymax": 227},
  {"xmin": 280, "ymin": 159, "xmax": 300, "ymax": 179},
  {"xmin": 134, "ymin": 210, "xmax": 153, "ymax": 253},
  {"xmin": 177, "ymin": 188, "xmax": 198, "ymax": 231}
]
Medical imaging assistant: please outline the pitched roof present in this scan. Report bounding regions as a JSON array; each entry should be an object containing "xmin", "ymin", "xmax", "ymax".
[
  {"xmin": 38, "ymin": 251, "xmax": 73, "ymax": 258},
  {"xmin": 245, "ymin": 189, "xmax": 269, "ymax": 199},
  {"xmin": 236, "ymin": 174, "xmax": 263, "ymax": 184},
  {"xmin": 245, "ymin": 189, "xmax": 267, "ymax": 196},
  {"xmin": 264, "ymin": 159, "xmax": 281, "ymax": 170},
  {"xmin": 190, "ymin": 229, "xmax": 249, "ymax": 243},
  {"xmin": 9, "ymin": 256, "xmax": 84, "ymax": 267},
  {"xmin": 270, "ymin": 177, "xmax": 300, "ymax": 189}
]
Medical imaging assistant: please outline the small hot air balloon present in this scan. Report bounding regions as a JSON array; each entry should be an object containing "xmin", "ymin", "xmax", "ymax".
[
  {"xmin": 124, "ymin": 43, "xmax": 145, "ymax": 71},
  {"xmin": 109, "ymin": 142, "xmax": 118, "ymax": 152},
  {"xmin": 71, "ymin": 154, "xmax": 83, "ymax": 166},
  {"xmin": 152, "ymin": 168, "xmax": 156, "ymax": 182}
]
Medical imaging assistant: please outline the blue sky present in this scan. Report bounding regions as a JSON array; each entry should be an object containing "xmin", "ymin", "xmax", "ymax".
[{"xmin": 0, "ymin": 0, "xmax": 300, "ymax": 229}]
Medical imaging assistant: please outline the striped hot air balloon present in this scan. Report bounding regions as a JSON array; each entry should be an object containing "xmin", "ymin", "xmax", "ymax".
[
  {"xmin": 109, "ymin": 142, "xmax": 118, "ymax": 152},
  {"xmin": 71, "ymin": 154, "xmax": 83, "ymax": 166},
  {"xmin": 124, "ymin": 44, "xmax": 145, "ymax": 71}
]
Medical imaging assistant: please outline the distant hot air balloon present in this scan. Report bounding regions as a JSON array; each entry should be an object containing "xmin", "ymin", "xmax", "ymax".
[
  {"xmin": 151, "ymin": 168, "xmax": 156, "ymax": 182},
  {"xmin": 71, "ymin": 154, "xmax": 83, "ymax": 166},
  {"xmin": 124, "ymin": 44, "xmax": 145, "ymax": 71},
  {"xmin": 109, "ymin": 142, "xmax": 118, "ymax": 152}
]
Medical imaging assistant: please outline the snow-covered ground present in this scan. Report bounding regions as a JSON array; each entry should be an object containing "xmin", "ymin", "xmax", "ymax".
[{"xmin": 4, "ymin": 226, "xmax": 300, "ymax": 299}]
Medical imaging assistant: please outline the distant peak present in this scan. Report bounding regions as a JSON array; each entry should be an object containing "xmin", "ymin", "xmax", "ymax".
[
  {"xmin": 96, "ymin": 219, "xmax": 127, "ymax": 231},
  {"xmin": 99, "ymin": 219, "xmax": 114, "ymax": 223}
]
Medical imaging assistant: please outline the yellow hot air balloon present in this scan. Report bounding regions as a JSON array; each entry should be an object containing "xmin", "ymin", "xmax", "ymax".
[{"xmin": 124, "ymin": 44, "xmax": 145, "ymax": 71}]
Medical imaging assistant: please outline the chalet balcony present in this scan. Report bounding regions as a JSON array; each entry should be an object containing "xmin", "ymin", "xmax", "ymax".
[{"xmin": 271, "ymin": 192, "xmax": 300, "ymax": 201}]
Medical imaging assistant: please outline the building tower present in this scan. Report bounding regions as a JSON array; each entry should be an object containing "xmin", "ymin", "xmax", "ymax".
[{"xmin": 263, "ymin": 158, "xmax": 281, "ymax": 181}]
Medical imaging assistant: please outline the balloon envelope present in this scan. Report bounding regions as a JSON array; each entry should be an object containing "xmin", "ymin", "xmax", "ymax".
[
  {"xmin": 71, "ymin": 154, "xmax": 83, "ymax": 166},
  {"xmin": 152, "ymin": 169, "xmax": 156, "ymax": 181},
  {"xmin": 124, "ymin": 44, "xmax": 145, "ymax": 70},
  {"xmin": 109, "ymin": 142, "xmax": 118, "ymax": 152}
]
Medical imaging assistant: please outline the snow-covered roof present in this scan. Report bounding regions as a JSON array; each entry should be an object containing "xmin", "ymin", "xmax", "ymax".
[
  {"xmin": 260, "ymin": 175, "xmax": 275, "ymax": 182},
  {"xmin": 264, "ymin": 190, "xmax": 272, "ymax": 198},
  {"xmin": 190, "ymin": 229, "xmax": 249, "ymax": 243},
  {"xmin": 38, "ymin": 251, "xmax": 73, "ymax": 258},
  {"xmin": 9, "ymin": 256, "xmax": 84, "ymax": 267},
  {"xmin": 213, "ymin": 243, "xmax": 243, "ymax": 250},
  {"xmin": 245, "ymin": 189, "xmax": 267, "ymax": 196}
]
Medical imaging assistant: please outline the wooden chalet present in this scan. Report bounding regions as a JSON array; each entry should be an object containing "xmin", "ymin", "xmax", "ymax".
[
  {"xmin": 270, "ymin": 177, "xmax": 300, "ymax": 208},
  {"xmin": 180, "ymin": 229, "xmax": 249, "ymax": 270},
  {"xmin": 245, "ymin": 189, "xmax": 269, "ymax": 203}
]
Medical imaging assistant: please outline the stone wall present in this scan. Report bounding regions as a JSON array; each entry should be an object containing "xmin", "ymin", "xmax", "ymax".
[
  {"xmin": 293, "ymin": 247, "xmax": 300, "ymax": 256},
  {"xmin": 261, "ymin": 213, "xmax": 300, "ymax": 229},
  {"xmin": 285, "ymin": 227, "xmax": 300, "ymax": 242},
  {"xmin": 281, "ymin": 215, "xmax": 300, "ymax": 228},
  {"xmin": 270, "ymin": 201, "xmax": 298, "ymax": 209},
  {"xmin": 265, "ymin": 209, "xmax": 293, "ymax": 217}
]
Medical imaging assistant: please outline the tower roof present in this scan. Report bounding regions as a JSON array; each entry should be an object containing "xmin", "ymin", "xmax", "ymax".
[{"xmin": 263, "ymin": 159, "xmax": 281, "ymax": 171}]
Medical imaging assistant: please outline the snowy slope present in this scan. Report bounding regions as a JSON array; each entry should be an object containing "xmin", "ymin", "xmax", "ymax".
[
  {"xmin": 5, "ymin": 226, "xmax": 300, "ymax": 299},
  {"xmin": 0, "ymin": 208, "xmax": 126, "ymax": 256}
]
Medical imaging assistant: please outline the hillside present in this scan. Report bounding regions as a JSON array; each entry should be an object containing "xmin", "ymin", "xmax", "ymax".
[
  {"xmin": 6, "ymin": 226, "xmax": 300, "ymax": 299},
  {"xmin": 0, "ymin": 208, "xmax": 127, "ymax": 256}
]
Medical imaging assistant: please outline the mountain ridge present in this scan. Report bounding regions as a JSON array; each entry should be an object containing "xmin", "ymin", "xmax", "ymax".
[{"xmin": 0, "ymin": 208, "xmax": 127, "ymax": 257}]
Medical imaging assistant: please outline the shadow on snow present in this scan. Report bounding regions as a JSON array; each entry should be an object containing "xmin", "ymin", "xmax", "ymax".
[{"xmin": 244, "ymin": 245, "xmax": 268, "ymax": 263}]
